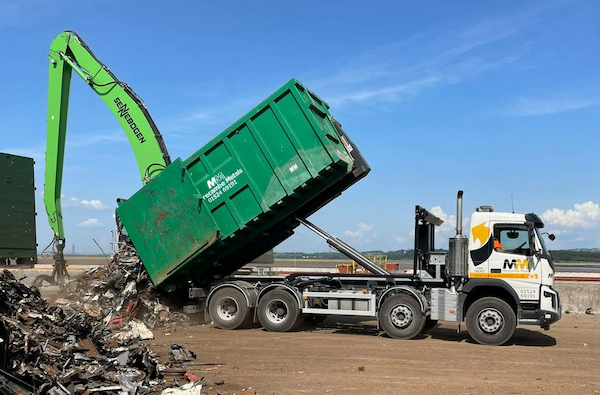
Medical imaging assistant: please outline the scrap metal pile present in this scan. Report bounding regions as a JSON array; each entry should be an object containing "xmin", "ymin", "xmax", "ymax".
[
  {"xmin": 0, "ymin": 243, "xmax": 200, "ymax": 395},
  {"xmin": 61, "ymin": 242, "xmax": 189, "ymax": 331}
]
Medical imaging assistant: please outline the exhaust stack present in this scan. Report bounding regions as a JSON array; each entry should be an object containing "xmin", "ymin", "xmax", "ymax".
[
  {"xmin": 448, "ymin": 190, "xmax": 469, "ymax": 278},
  {"xmin": 455, "ymin": 190, "xmax": 464, "ymax": 238}
]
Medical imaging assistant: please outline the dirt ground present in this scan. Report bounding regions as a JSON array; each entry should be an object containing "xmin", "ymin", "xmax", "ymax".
[{"xmin": 147, "ymin": 313, "xmax": 600, "ymax": 395}]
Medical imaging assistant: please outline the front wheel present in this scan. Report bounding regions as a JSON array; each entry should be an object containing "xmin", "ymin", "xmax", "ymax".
[
  {"xmin": 466, "ymin": 297, "xmax": 516, "ymax": 346},
  {"xmin": 257, "ymin": 290, "xmax": 302, "ymax": 332},
  {"xmin": 379, "ymin": 294, "xmax": 425, "ymax": 339},
  {"xmin": 208, "ymin": 288, "xmax": 252, "ymax": 330}
]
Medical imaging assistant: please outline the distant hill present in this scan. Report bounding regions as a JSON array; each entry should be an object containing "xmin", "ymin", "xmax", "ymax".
[
  {"xmin": 275, "ymin": 249, "xmax": 600, "ymax": 263},
  {"xmin": 548, "ymin": 250, "xmax": 600, "ymax": 263}
]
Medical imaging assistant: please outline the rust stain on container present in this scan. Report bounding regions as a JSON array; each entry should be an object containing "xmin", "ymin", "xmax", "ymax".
[{"xmin": 156, "ymin": 211, "xmax": 171, "ymax": 221}]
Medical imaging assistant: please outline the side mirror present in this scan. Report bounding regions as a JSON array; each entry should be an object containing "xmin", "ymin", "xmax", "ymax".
[{"xmin": 542, "ymin": 232, "xmax": 556, "ymax": 241}]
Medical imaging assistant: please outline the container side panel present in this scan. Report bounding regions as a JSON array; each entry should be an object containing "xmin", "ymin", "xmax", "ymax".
[
  {"xmin": 0, "ymin": 153, "xmax": 37, "ymax": 259},
  {"xmin": 273, "ymin": 91, "xmax": 331, "ymax": 176},
  {"xmin": 227, "ymin": 125, "xmax": 286, "ymax": 210},
  {"xmin": 204, "ymin": 142, "xmax": 232, "ymax": 171},
  {"xmin": 229, "ymin": 185, "xmax": 262, "ymax": 225},
  {"xmin": 184, "ymin": 157, "xmax": 209, "ymax": 183},
  {"xmin": 292, "ymin": 86, "xmax": 351, "ymax": 164},
  {"xmin": 191, "ymin": 145, "xmax": 251, "ymax": 233},
  {"xmin": 250, "ymin": 107, "xmax": 311, "ymax": 193},
  {"xmin": 116, "ymin": 80, "xmax": 368, "ymax": 290},
  {"xmin": 210, "ymin": 203, "xmax": 237, "ymax": 238},
  {"xmin": 116, "ymin": 159, "xmax": 219, "ymax": 286}
]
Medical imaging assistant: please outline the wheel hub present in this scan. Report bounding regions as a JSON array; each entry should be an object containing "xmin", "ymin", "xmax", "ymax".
[
  {"xmin": 478, "ymin": 308, "xmax": 504, "ymax": 333},
  {"xmin": 217, "ymin": 298, "xmax": 238, "ymax": 321},
  {"xmin": 390, "ymin": 304, "xmax": 413, "ymax": 328},
  {"xmin": 267, "ymin": 300, "xmax": 288, "ymax": 323}
]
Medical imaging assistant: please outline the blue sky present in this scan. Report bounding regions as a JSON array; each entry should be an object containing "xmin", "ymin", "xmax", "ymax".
[{"xmin": 1, "ymin": 1, "xmax": 599, "ymax": 254}]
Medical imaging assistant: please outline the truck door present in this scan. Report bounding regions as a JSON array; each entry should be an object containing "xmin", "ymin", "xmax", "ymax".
[{"xmin": 489, "ymin": 223, "xmax": 541, "ymax": 301}]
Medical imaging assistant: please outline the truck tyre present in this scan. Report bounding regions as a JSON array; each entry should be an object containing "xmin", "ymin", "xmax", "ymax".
[
  {"xmin": 379, "ymin": 294, "xmax": 425, "ymax": 339},
  {"xmin": 209, "ymin": 288, "xmax": 252, "ymax": 330},
  {"xmin": 466, "ymin": 297, "xmax": 516, "ymax": 346},
  {"xmin": 257, "ymin": 290, "xmax": 302, "ymax": 332}
]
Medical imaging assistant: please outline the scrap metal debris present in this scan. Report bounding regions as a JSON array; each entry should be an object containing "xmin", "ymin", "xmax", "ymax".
[
  {"xmin": 160, "ymin": 382, "xmax": 202, "ymax": 395},
  {"xmin": 169, "ymin": 345, "xmax": 196, "ymax": 363},
  {"xmin": 0, "ymin": 241, "xmax": 200, "ymax": 394},
  {"xmin": 61, "ymin": 242, "xmax": 189, "ymax": 331}
]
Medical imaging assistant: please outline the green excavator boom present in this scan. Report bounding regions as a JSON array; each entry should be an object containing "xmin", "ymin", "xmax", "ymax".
[{"xmin": 43, "ymin": 31, "xmax": 171, "ymax": 281}]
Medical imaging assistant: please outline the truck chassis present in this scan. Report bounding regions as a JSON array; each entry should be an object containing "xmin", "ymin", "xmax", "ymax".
[{"xmin": 201, "ymin": 205, "xmax": 561, "ymax": 346}]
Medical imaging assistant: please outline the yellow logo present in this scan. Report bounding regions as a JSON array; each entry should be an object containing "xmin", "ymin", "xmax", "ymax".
[{"xmin": 471, "ymin": 222, "xmax": 490, "ymax": 245}]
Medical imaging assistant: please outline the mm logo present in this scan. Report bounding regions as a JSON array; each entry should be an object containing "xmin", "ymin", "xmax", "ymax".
[
  {"xmin": 503, "ymin": 258, "xmax": 529, "ymax": 270},
  {"xmin": 207, "ymin": 172, "xmax": 225, "ymax": 189}
]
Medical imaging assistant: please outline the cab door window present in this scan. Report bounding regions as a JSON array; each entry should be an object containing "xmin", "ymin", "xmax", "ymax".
[{"xmin": 494, "ymin": 225, "xmax": 530, "ymax": 255}]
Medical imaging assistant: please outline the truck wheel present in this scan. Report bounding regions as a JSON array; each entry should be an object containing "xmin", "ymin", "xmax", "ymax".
[
  {"xmin": 466, "ymin": 297, "xmax": 516, "ymax": 346},
  {"xmin": 379, "ymin": 294, "xmax": 425, "ymax": 339},
  {"xmin": 257, "ymin": 290, "xmax": 302, "ymax": 332},
  {"xmin": 209, "ymin": 288, "xmax": 251, "ymax": 330}
]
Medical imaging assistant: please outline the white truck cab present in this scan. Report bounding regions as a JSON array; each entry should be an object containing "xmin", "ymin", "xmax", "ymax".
[{"xmin": 461, "ymin": 208, "xmax": 561, "ymax": 341}]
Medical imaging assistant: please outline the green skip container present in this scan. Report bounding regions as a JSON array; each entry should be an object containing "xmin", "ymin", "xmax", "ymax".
[
  {"xmin": 0, "ymin": 153, "xmax": 37, "ymax": 264},
  {"xmin": 116, "ymin": 79, "xmax": 369, "ymax": 291}
]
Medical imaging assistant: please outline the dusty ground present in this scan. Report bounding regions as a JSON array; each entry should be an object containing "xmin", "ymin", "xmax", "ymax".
[{"xmin": 147, "ymin": 313, "xmax": 600, "ymax": 395}]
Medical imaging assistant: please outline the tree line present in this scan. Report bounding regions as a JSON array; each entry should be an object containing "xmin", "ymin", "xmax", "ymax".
[{"xmin": 274, "ymin": 249, "xmax": 600, "ymax": 263}]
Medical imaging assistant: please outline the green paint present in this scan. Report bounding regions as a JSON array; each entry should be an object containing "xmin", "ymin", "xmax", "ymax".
[
  {"xmin": 117, "ymin": 80, "xmax": 362, "ymax": 290},
  {"xmin": 0, "ymin": 153, "xmax": 37, "ymax": 260},
  {"xmin": 44, "ymin": 31, "xmax": 170, "ymax": 240}
]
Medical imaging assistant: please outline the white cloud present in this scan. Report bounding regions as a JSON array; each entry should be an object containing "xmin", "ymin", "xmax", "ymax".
[
  {"xmin": 345, "ymin": 223, "xmax": 375, "ymax": 239},
  {"xmin": 309, "ymin": 4, "xmax": 547, "ymax": 109},
  {"xmin": 428, "ymin": 207, "xmax": 471, "ymax": 247},
  {"xmin": 541, "ymin": 201, "xmax": 600, "ymax": 229},
  {"xmin": 78, "ymin": 218, "xmax": 102, "ymax": 228},
  {"xmin": 67, "ymin": 130, "xmax": 127, "ymax": 149},
  {"xmin": 510, "ymin": 96, "xmax": 598, "ymax": 116},
  {"xmin": 326, "ymin": 77, "xmax": 442, "ymax": 107},
  {"xmin": 394, "ymin": 235, "xmax": 408, "ymax": 244},
  {"xmin": 163, "ymin": 93, "xmax": 266, "ymax": 141},
  {"xmin": 62, "ymin": 196, "xmax": 109, "ymax": 210},
  {"xmin": 429, "ymin": 206, "xmax": 457, "ymax": 235},
  {"xmin": 80, "ymin": 199, "xmax": 109, "ymax": 210}
]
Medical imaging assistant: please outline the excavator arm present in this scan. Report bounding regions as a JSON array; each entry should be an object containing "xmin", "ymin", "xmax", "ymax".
[{"xmin": 43, "ymin": 31, "xmax": 171, "ymax": 282}]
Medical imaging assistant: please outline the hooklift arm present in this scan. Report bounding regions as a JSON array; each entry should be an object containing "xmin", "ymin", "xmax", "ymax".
[
  {"xmin": 43, "ymin": 30, "xmax": 171, "ymax": 282},
  {"xmin": 296, "ymin": 218, "xmax": 391, "ymax": 276}
]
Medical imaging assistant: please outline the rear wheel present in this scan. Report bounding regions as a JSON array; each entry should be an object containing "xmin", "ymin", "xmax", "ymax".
[
  {"xmin": 257, "ymin": 290, "xmax": 302, "ymax": 332},
  {"xmin": 209, "ymin": 288, "xmax": 252, "ymax": 330},
  {"xmin": 379, "ymin": 294, "xmax": 425, "ymax": 339},
  {"xmin": 466, "ymin": 297, "xmax": 516, "ymax": 346}
]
